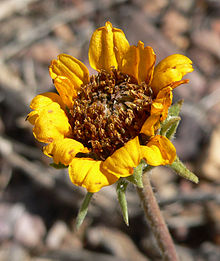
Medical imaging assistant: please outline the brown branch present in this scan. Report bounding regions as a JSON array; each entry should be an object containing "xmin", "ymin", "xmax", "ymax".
[{"xmin": 136, "ymin": 172, "xmax": 179, "ymax": 261}]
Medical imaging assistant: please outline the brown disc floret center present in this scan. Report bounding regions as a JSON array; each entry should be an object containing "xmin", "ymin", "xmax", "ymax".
[{"xmin": 69, "ymin": 69, "xmax": 153, "ymax": 160}]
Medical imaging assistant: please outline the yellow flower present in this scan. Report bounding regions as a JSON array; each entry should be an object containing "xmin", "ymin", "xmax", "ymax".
[{"xmin": 27, "ymin": 22, "xmax": 193, "ymax": 193}]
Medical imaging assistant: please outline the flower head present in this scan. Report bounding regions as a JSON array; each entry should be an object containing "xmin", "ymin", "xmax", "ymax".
[{"xmin": 27, "ymin": 22, "xmax": 193, "ymax": 193}]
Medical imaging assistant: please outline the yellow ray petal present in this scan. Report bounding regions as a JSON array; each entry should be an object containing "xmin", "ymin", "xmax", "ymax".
[
  {"xmin": 121, "ymin": 41, "xmax": 156, "ymax": 84},
  {"xmin": 141, "ymin": 135, "xmax": 176, "ymax": 166},
  {"xmin": 169, "ymin": 79, "xmax": 189, "ymax": 90},
  {"xmin": 140, "ymin": 114, "xmax": 161, "ymax": 137},
  {"xmin": 43, "ymin": 138, "xmax": 88, "ymax": 165},
  {"xmin": 27, "ymin": 110, "xmax": 39, "ymax": 125},
  {"xmin": 101, "ymin": 136, "xmax": 141, "ymax": 178},
  {"xmin": 89, "ymin": 21, "xmax": 130, "ymax": 72},
  {"xmin": 33, "ymin": 102, "xmax": 72, "ymax": 143},
  {"xmin": 49, "ymin": 54, "xmax": 89, "ymax": 93},
  {"xmin": 151, "ymin": 54, "xmax": 193, "ymax": 95},
  {"xmin": 27, "ymin": 92, "xmax": 65, "ymax": 127},
  {"xmin": 30, "ymin": 92, "xmax": 64, "ymax": 111},
  {"xmin": 151, "ymin": 87, "xmax": 173, "ymax": 122},
  {"xmin": 69, "ymin": 158, "xmax": 118, "ymax": 193},
  {"xmin": 53, "ymin": 76, "xmax": 77, "ymax": 108},
  {"xmin": 121, "ymin": 45, "xmax": 138, "ymax": 80},
  {"xmin": 137, "ymin": 42, "xmax": 156, "ymax": 84}
]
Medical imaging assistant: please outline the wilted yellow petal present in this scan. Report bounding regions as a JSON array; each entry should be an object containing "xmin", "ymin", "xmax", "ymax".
[
  {"xmin": 33, "ymin": 102, "xmax": 72, "ymax": 143},
  {"xmin": 141, "ymin": 135, "xmax": 176, "ymax": 166},
  {"xmin": 69, "ymin": 158, "xmax": 118, "ymax": 192},
  {"xmin": 151, "ymin": 54, "xmax": 193, "ymax": 94},
  {"xmin": 89, "ymin": 21, "xmax": 130, "ymax": 72},
  {"xmin": 101, "ymin": 137, "xmax": 141, "ymax": 178},
  {"xmin": 151, "ymin": 87, "xmax": 173, "ymax": 122},
  {"xmin": 49, "ymin": 54, "xmax": 89, "ymax": 93},
  {"xmin": 43, "ymin": 138, "xmax": 88, "ymax": 165},
  {"xmin": 121, "ymin": 41, "xmax": 155, "ymax": 84}
]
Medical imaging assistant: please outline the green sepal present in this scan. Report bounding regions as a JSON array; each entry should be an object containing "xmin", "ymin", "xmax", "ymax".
[
  {"xmin": 143, "ymin": 164, "xmax": 154, "ymax": 173},
  {"xmin": 76, "ymin": 192, "xmax": 93, "ymax": 230},
  {"xmin": 168, "ymin": 99, "xmax": 183, "ymax": 116},
  {"xmin": 168, "ymin": 156, "xmax": 199, "ymax": 184},
  {"xmin": 160, "ymin": 116, "xmax": 181, "ymax": 137},
  {"xmin": 165, "ymin": 117, "xmax": 180, "ymax": 140},
  {"xmin": 126, "ymin": 161, "xmax": 145, "ymax": 188},
  {"xmin": 50, "ymin": 162, "xmax": 68, "ymax": 169},
  {"xmin": 160, "ymin": 99, "xmax": 183, "ymax": 139},
  {"xmin": 116, "ymin": 179, "xmax": 129, "ymax": 226}
]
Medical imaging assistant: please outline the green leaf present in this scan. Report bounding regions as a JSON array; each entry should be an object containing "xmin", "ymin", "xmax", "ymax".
[
  {"xmin": 168, "ymin": 156, "xmax": 199, "ymax": 184},
  {"xmin": 126, "ymin": 161, "xmax": 145, "ymax": 188},
  {"xmin": 116, "ymin": 179, "xmax": 129, "ymax": 226},
  {"xmin": 50, "ymin": 162, "xmax": 68, "ymax": 169},
  {"xmin": 76, "ymin": 192, "xmax": 93, "ymax": 230}
]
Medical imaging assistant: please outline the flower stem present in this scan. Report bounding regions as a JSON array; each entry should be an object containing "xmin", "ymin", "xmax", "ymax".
[{"xmin": 136, "ymin": 172, "xmax": 179, "ymax": 261}]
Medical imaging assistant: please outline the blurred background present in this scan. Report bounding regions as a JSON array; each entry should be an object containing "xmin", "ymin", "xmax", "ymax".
[{"xmin": 0, "ymin": 0, "xmax": 220, "ymax": 260}]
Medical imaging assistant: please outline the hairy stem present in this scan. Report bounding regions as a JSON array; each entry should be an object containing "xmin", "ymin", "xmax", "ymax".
[{"xmin": 136, "ymin": 172, "xmax": 179, "ymax": 261}]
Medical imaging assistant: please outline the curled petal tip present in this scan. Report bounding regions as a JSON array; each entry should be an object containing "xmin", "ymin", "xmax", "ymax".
[
  {"xmin": 151, "ymin": 54, "xmax": 194, "ymax": 95},
  {"xmin": 105, "ymin": 21, "xmax": 113, "ymax": 29}
]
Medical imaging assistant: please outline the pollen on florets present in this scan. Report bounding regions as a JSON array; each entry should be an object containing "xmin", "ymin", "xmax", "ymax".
[{"xmin": 69, "ymin": 69, "xmax": 153, "ymax": 160}]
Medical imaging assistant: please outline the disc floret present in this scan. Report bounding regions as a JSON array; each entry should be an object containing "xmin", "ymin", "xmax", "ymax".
[{"xmin": 70, "ymin": 69, "xmax": 153, "ymax": 160}]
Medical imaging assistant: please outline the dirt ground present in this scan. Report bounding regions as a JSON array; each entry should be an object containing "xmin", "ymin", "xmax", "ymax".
[{"xmin": 0, "ymin": 0, "xmax": 220, "ymax": 260}]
